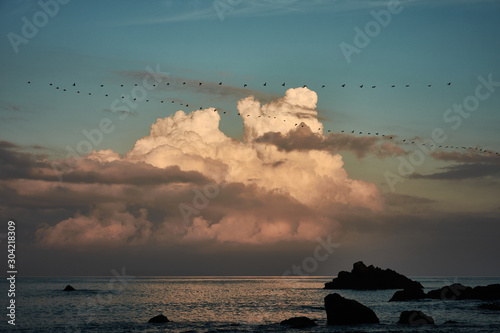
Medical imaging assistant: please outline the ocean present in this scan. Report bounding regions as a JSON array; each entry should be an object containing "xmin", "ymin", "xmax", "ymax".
[{"xmin": 2, "ymin": 276, "xmax": 500, "ymax": 332}]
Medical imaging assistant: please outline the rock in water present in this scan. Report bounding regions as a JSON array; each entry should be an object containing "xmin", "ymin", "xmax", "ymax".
[
  {"xmin": 426, "ymin": 283, "xmax": 472, "ymax": 300},
  {"xmin": 390, "ymin": 286, "xmax": 427, "ymax": 302},
  {"xmin": 479, "ymin": 303, "xmax": 500, "ymax": 311},
  {"xmin": 147, "ymin": 314, "xmax": 170, "ymax": 323},
  {"xmin": 63, "ymin": 285, "xmax": 75, "ymax": 291},
  {"xmin": 470, "ymin": 284, "xmax": 500, "ymax": 300},
  {"xmin": 324, "ymin": 261, "xmax": 423, "ymax": 290},
  {"xmin": 280, "ymin": 316, "xmax": 317, "ymax": 328},
  {"xmin": 397, "ymin": 311, "xmax": 434, "ymax": 325},
  {"xmin": 324, "ymin": 293, "xmax": 379, "ymax": 325}
]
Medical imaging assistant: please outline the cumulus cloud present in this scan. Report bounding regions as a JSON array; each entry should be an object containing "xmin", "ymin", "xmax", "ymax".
[
  {"xmin": 36, "ymin": 203, "xmax": 152, "ymax": 248},
  {"xmin": 16, "ymin": 87, "xmax": 383, "ymax": 248}
]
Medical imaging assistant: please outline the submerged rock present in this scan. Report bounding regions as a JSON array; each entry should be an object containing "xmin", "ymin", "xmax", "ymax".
[
  {"xmin": 147, "ymin": 314, "xmax": 170, "ymax": 323},
  {"xmin": 324, "ymin": 293, "xmax": 379, "ymax": 325},
  {"xmin": 324, "ymin": 261, "xmax": 423, "ymax": 290},
  {"xmin": 479, "ymin": 303, "xmax": 500, "ymax": 311},
  {"xmin": 63, "ymin": 285, "xmax": 75, "ymax": 291},
  {"xmin": 397, "ymin": 311, "xmax": 434, "ymax": 325},
  {"xmin": 280, "ymin": 316, "xmax": 317, "ymax": 328}
]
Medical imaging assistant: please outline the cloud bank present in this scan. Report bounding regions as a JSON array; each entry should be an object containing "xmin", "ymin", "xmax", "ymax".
[{"xmin": 6, "ymin": 88, "xmax": 386, "ymax": 248}]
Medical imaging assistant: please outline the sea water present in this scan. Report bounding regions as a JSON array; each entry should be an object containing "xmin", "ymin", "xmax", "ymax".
[{"xmin": 1, "ymin": 276, "xmax": 499, "ymax": 332}]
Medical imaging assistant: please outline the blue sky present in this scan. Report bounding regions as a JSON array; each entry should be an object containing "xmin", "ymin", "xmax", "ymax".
[
  {"xmin": 2, "ymin": 0, "xmax": 499, "ymax": 153},
  {"xmin": 1, "ymin": 0, "xmax": 500, "ymax": 276}
]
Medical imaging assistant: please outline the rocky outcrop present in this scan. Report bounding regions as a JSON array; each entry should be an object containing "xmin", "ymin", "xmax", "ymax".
[
  {"xmin": 427, "ymin": 283, "xmax": 500, "ymax": 301},
  {"xmin": 324, "ymin": 261, "xmax": 423, "ymax": 290},
  {"xmin": 426, "ymin": 283, "xmax": 472, "ymax": 300},
  {"xmin": 390, "ymin": 283, "xmax": 500, "ymax": 302},
  {"xmin": 397, "ymin": 311, "xmax": 434, "ymax": 325},
  {"xmin": 63, "ymin": 285, "xmax": 75, "ymax": 291},
  {"xmin": 147, "ymin": 314, "xmax": 170, "ymax": 323},
  {"xmin": 280, "ymin": 316, "xmax": 317, "ymax": 328},
  {"xmin": 324, "ymin": 293, "xmax": 379, "ymax": 325},
  {"xmin": 389, "ymin": 286, "xmax": 427, "ymax": 302},
  {"xmin": 470, "ymin": 284, "xmax": 500, "ymax": 300}
]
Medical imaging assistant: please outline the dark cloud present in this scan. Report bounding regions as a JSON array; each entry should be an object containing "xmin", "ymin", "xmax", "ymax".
[
  {"xmin": 383, "ymin": 193, "xmax": 436, "ymax": 207},
  {"xmin": 103, "ymin": 108, "xmax": 139, "ymax": 117},
  {"xmin": 116, "ymin": 70, "xmax": 281, "ymax": 104},
  {"xmin": 255, "ymin": 125, "xmax": 405, "ymax": 158},
  {"xmin": 431, "ymin": 151, "xmax": 500, "ymax": 165},
  {"xmin": 411, "ymin": 163, "xmax": 500, "ymax": 180}
]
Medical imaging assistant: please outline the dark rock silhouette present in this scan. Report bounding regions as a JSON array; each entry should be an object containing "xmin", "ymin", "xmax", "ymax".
[
  {"xmin": 479, "ymin": 303, "xmax": 500, "ymax": 311},
  {"xmin": 470, "ymin": 284, "xmax": 500, "ymax": 300},
  {"xmin": 324, "ymin": 293, "xmax": 379, "ymax": 325},
  {"xmin": 63, "ymin": 285, "xmax": 75, "ymax": 291},
  {"xmin": 390, "ymin": 286, "xmax": 426, "ymax": 302},
  {"xmin": 426, "ymin": 283, "xmax": 500, "ymax": 301},
  {"xmin": 426, "ymin": 283, "xmax": 472, "ymax": 300},
  {"xmin": 148, "ymin": 314, "xmax": 170, "ymax": 323},
  {"xmin": 397, "ymin": 311, "xmax": 434, "ymax": 325},
  {"xmin": 324, "ymin": 261, "xmax": 423, "ymax": 290},
  {"xmin": 280, "ymin": 316, "xmax": 317, "ymax": 328},
  {"xmin": 390, "ymin": 283, "xmax": 500, "ymax": 302}
]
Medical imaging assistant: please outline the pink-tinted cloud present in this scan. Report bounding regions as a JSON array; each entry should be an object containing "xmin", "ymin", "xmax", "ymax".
[{"xmin": 11, "ymin": 88, "xmax": 384, "ymax": 248}]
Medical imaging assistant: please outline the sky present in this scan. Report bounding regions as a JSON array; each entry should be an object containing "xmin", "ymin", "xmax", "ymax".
[{"xmin": 0, "ymin": 0, "xmax": 499, "ymax": 277}]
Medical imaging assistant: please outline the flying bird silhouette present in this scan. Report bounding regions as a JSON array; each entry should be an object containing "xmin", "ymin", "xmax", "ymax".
[
  {"xmin": 282, "ymin": 82, "xmax": 285, "ymax": 86},
  {"xmin": 322, "ymin": 85, "xmax": 325, "ymax": 88},
  {"xmin": 263, "ymin": 82, "xmax": 266, "ymax": 86},
  {"xmin": 341, "ymin": 84, "xmax": 346, "ymax": 87},
  {"xmin": 360, "ymin": 85, "xmax": 363, "ymax": 88}
]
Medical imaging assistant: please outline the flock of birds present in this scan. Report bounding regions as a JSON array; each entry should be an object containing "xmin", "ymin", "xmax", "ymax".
[{"xmin": 25, "ymin": 80, "xmax": 499, "ymax": 157}]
